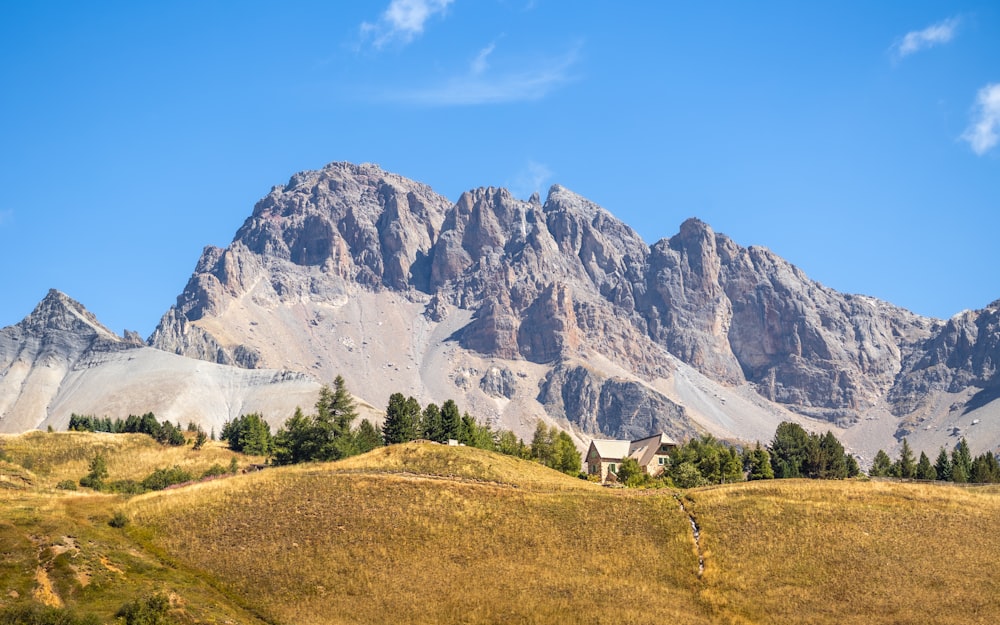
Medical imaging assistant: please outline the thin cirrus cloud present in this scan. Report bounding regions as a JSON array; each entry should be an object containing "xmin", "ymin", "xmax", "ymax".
[
  {"xmin": 891, "ymin": 16, "xmax": 960, "ymax": 60},
  {"xmin": 509, "ymin": 161, "xmax": 553, "ymax": 200},
  {"xmin": 961, "ymin": 83, "xmax": 1000, "ymax": 156},
  {"xmin": 360, "ymin": 0, "xmax": 454, "ymax": 49},
  {"xmin": 383, "ymin": 45, "xmax": 580, "ymax": 106},
  {"xmin": 470, "ymin": 42, "xmax": 496, "ymax": 76}
]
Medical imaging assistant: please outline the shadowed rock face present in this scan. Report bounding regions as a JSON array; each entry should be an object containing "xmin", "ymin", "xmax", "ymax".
[{"xmin": 140, "ymin": 161, "xmax": 997, "ymax": 438}]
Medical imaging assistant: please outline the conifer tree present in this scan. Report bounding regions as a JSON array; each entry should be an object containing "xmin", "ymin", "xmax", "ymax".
[
  {"xmin": 818, "ymin": 431, "xmax": 848, "ymax": 479},
  {"xmin": 554, "ymin": 431, "xmax": 582, "ymax": 475},
  {"xmin": 970, "ymin": 452, "xmax": 1000, "ymax": 484},
  {"xmin": 441, "ymin": 400, "xmax": 462, "ymax": 441},
  {"xmin": 421, "ymin": 403, "xmax": 443, "ymax": 443},
  {"xmin": 530, "ymin": 422, "xmax": 556, "ymax": 467},
  {"xmin": 934, "ymin": 447, "xmax": 952, "ymax": 481},
  {"xmin": 895, "ymin": 438, "xmax": 916, "ymax": 478},
  {"xmin": 746, "ymin": 442, "xmax": 775, "ymax": 480},
  {"xmin": 354, "ymin": 419, "xmax": 383, "ymax": 454},
  {"xmin": 952, "ymin": 438, "xmax": 972, "ymax": 483},
  {"xmin": 769, "ymin": 421, "xmax": 812, "ymax": 478},
  {"xmin": 915, "ymin": 451, "xmax": 936, "ymax": 480},
  {"xmin": 382, "ymin": 393, "xmax": 420, "ymax": 445},
  {"xmin": 869, "ymin": 450, "xmax": 893, "ymax": 477}
]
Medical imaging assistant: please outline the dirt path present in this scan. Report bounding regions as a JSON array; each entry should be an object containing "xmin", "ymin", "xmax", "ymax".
[{"xmin": 674, "ymin": 493, "xmax": 705, "ymax": 577}]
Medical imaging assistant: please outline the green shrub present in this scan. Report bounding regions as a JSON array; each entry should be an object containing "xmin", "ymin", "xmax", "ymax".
[
  {"xmin": 56, "ymin": 479, "xmax": 78, "ymax": 491},
  {"xmin": 141, "ymin": 466, "xmax": 193, "ymax": 491},
  {"xmin": 0, "ymin": 602, "xmax": 101, "ymax": 624},
  {"xmin": 200, "ymin": 463, "xmax": 228, "ymax": 479},
  {"xmin": 109, "ymin": 510, "xmax": 129, "ymax": 528},
  {"xmin": 116, "ymin": 593, "xmax": 173, "ymax": 625},
  {"xmin": 108, "ymin": 480, "xmax": 146, "ymax": 495}
]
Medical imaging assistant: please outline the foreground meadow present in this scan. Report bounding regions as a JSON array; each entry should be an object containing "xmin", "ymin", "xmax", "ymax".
[
  {"xmin": 689, "ymin": 479, "xmax": 1000, "ymax": 624},
  {"xmin": 128, "ymin": 444, "xmax": 709, "ymax": 625},
  {"xmin": 3, "ymin": 433, "xmax": 1000, "ymax": 624}
]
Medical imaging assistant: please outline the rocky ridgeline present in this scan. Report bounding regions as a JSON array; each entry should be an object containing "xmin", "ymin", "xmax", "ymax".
[
  {"xmin": 4, "ymin": 161, "xmax": 998, "ymax": 446},
  {"xmin": 142, "ymin": 162, "xmax": 999, "ymax": 441}
]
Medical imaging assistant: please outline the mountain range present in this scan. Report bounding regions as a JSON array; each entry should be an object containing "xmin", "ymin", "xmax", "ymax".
[{"xmin": 2, "ymin": 162, "xmax": 998, "ymax": 464}]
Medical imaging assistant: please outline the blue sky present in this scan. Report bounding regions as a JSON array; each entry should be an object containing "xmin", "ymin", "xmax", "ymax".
[{"xmin": 1, "ymin": 1, "xmax": 998, "ymax": 336}]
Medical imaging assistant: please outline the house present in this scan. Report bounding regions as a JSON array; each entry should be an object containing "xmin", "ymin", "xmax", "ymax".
[{"xmin": 585, "ymin": 433, "xmax": 678, "ymax": 482}]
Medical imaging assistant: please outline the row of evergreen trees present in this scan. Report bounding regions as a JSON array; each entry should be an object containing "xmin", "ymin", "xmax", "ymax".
[
  {"xmin": 869, "ymin": 438, "xmax": 1000, "ymax": 483},
  {"xmin": 68, "ymin": 412, "xmax": 186, "ymax": 446},
  {"xmin": 218, "ymin": 376, "xmax": 582, "ymax": 474},
  {"xmin": 615, "ymin": 423, "xmax": 861, "ymax": 489}
]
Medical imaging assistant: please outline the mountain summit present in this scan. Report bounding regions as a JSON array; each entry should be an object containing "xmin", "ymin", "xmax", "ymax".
[
  {"xmin": 2, "ymin": 162, "xmax": 998, "ymax": 459},
  {"xmin": 138, "ymin": 162, "xmax": 999, "ymax": 457}
]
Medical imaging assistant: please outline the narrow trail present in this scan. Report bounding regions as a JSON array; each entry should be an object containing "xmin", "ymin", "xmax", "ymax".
[{"xmin": 674, "ymin": 494, "xmax": 705, "ymax": 577}]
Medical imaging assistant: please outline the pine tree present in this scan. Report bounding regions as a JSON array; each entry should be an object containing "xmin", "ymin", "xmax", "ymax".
[
  {"xmin": 895, "ymin": 438, "xmax": 916, "ymax": 478},
  {"xmin": 970, "ymin": 452, "xmax": 1000, "ymax": 484},
  {"xmin": 354, "ymin": 419, "xmax": 383, "ymax": 454},
  {"xmin": 719, "ymin": 446, "xmax": 742, "ymax": 483},
  {"xmin": 272, "ymin": 407, "xmax": 316, "ymax": 466},
  {"xmin": 769, "ymin": 422, "xmax": 812, "ymax": 478},
  {"xmin": 934, "ymin": 447, "xmax": 952, "ymax": 481},
  {"xmin": 845, "ymin": 454, "xmax": 861, "ymax": 478},
  {"xmin": 421, "ymin": 403, "xmax": 444, "ymax": 443},
  {"xmin": 382, "ymin": 393, "xmax": 419, "ymax": 445},
  {"xmin": 530, "ymin": 422, "xmax": 556, "ymax": 467},
  {"xmin": 554, "ymin": 431, "xmax": 581, "ymax": 475},
  {"xmin": 818, "ymin": 431, "xmax": 848, "ymax": 479},
  {"xmin": 869, "ymin": 450, "xmax": 893, "ymax": 477},
  {"xmin": 952, "ymin": 438, "xmax": 973, "ymax": 483},
  {"xmin": 440, "ymin": 400, "xmax": 462, "ymax": 442},
  {"xmin": 329, "ymin": 375, "xmax": 359, "ymax": 439},
  {"xmin": 915, "ymin": 451, "xmax": 936, "ymax": 480},
  {"xmin": 495, "ymin": 430, "xmax": 528, "ymax": 458},
  {"xmin": 746, "ymin": 442, "xmax": 775, "ymax": 480}
]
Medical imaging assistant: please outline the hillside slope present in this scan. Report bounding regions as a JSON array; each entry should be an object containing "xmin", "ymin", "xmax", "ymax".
[
  {"xmin": 1, "ymin": 436, "xmax": 998, "ymax": 624},
  {"xmin": 0, "ymin": 290, "xmax": 322, "ymax": 434}
]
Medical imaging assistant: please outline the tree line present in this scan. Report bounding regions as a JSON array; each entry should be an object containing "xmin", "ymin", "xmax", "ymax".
[
  {"xmin": 614, "ymin": 421, "xmax": 861, "ymax": 489},
  {"xmin": 218, "ymin": 375, "xmax": 582, "ymax": 476},
  {"xmin": 69, "ymin": 412, "xmax": 187, "ymax": 446},
  {"xmin": 868, "ymin": 437, "xmax": 1000, "ymax": 483}
]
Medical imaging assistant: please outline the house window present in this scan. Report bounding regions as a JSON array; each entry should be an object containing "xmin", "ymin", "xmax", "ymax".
[
  {"xmin": 608, "ymin": 463, "xmax": 616, "ymax": 474},
  {"xmin": 658, "ymin": 457, "xmax": 665, "ymax": 465}
]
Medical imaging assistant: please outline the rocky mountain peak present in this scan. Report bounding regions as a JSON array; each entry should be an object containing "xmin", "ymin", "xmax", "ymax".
[{"xmin": 19, "ymin": 289, "xmax": 122, "ymax": 342}]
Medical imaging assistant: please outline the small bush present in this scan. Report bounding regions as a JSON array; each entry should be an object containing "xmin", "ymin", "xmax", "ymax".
[
  {"xmin": 109, "ymin": 510, "xmax": 129, "ymax": 528},
  {"xmin": 0, "ymin": 603, "xmax": 101, "ymax": 625},
  {"xmin": 56, "ymin": 479, "xmax": 78, "ymax": 491},
  {"xmin": 108, "ymin": 480, "xmax": 146, "ymax": 495},
  {"xmin": 200, "ymin": 463, "xmax": 228, "ymax": 479},
  {"xmin": 141, "ymin": 466, "xmax": 193, "ymax": 491},
  {"xmin": 116, "ymin": 593, "xmax": 172, "ymax": 625}
]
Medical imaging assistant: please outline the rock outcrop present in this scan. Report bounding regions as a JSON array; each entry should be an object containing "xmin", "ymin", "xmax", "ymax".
[
  {"xmin": 5, "ymin": 161, "xmax": 999, "ymax": 457},
  {"xmin": 0, "ymin": 291, "xmax": 320, "ymax": 434}
]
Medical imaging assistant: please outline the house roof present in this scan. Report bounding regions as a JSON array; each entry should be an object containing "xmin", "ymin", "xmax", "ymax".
[
  {"xmin": 588, "ymin": 433, "xmax": 678, "ymax": 465},
  {"xmin": 590, "ymin": 439, "xmax": 631, "ymax": 460},
  {"xmin": 628, "ymin": 433, "xmax": 678, "ymax": 467}
]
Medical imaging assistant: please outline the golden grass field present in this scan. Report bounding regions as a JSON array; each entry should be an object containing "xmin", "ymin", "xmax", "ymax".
[{"xmin": 2, "ymin": 432, "xmax": 999, "ymax": 624}]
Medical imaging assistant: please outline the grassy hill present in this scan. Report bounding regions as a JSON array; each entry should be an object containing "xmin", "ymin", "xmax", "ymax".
[{"xmin": 1, "ymin": 432, "xmax": 999, "ymax": 624}]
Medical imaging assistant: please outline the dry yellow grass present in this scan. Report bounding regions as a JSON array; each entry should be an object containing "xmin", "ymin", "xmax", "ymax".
[
  {"xmin": 0, "ymin": 430, "xmax": 262, "ymax": 488},
  {"xmin": 129, "ymin": 444, "xmax": 710, "ymax": 625},
  {"xmin": 5, "ymin": 435, "xmax": 1000, "ymax": 625},
  {"xmin": 688, "ymin": 479, "xmax": 1000, "ymax": 624}
]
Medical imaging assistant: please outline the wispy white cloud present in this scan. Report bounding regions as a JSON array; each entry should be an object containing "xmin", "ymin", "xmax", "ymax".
[
  {"xmin": 509, "ymin": 161, "xmax": 553, "ymax": 199},
  {"xmin": 892, "ymin": 17, "xmax": 960, "ymax": 61},
  {"xmin": 470, "ymin": 42, "xmax": 496, "ymax": 76},
  {"xmin": 360, "ymin": 0, "xmax": 454, "ymax": 49},
  {"xmin": 383, "ymin": 44, "xmax": 580, "ymax": 106},
  {"xmin": 961, "ymin": 83, "xmax": 1000, "ymax": 155}
]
